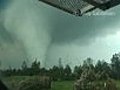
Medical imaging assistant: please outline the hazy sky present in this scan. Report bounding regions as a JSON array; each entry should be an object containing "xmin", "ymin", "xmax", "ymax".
[{"xmin": 0, "ymin": 0, "xmax": 120, "ymax": 69}]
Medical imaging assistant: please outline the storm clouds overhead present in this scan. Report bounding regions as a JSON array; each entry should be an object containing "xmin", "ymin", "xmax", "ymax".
[{"xmin": 0, "ymin": 0, "xmax": 120, "ymax": 68}]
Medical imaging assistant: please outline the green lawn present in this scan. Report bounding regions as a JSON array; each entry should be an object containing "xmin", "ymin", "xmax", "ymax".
[{"xmin": 51, "ymin": 81, "xmax": 74, "ymax": 90}]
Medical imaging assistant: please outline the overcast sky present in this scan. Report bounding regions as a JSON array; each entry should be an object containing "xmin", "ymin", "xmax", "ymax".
[{"xmin": 0, "ymin": 0, "xmax": 120, "ymax": 69}]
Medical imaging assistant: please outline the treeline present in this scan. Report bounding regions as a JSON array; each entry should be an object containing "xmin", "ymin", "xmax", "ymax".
[{"xmin": 1, "ymin": 53, "xmax": 120, "ymax": 81}]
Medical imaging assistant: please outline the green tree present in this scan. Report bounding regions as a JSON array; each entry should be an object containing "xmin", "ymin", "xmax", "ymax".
[
  {"xmin": 21, "ymin": 60, "xmax": 29, "ymax": 75},
  {"xmin": 82, "ymin": 58, "xmax": 94, "ymax": 70},
  {"xmin": 95, "ymin": 60, "xmax": 102, "ymax": 73},
  {"xmin": 31, "ymin": 59, "xmax": 40, "ymax": 75},
  {"xmin": 51, "ymin": 66, "xmax": 60, "ymax": 81},
  {"xmin": 64, "ymin": 64, "xmax": 72, "ymax": 80},
  {"xmin": 111, "ymin": 53, "xmax": 120, "ymax": 79},
  {"xmin": 73, "ymin": 65, "xmax": 82, "ymax": 79},
  {"xmin": 102, "ymin": 61, "xmax": 111, "ymax": 75},
  {"xmin": 21, "ymin": 60, "xmax": 28, "ymax": 70}
]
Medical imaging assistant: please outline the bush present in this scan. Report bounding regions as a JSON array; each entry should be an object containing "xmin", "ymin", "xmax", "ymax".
[{"xmin": 18, "ymin": 76, "xmax": 51, "ymax": 90}]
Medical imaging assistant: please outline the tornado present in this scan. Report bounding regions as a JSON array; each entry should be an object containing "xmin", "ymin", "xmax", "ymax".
[{"xmin": 3, "ymin": 0, "xmax": 52, "ymax": 67}]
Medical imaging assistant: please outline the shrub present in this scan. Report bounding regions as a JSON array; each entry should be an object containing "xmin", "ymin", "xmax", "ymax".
[{"xmin": 18, "ymin": 76, "xmax": 51, "ymax": 90}]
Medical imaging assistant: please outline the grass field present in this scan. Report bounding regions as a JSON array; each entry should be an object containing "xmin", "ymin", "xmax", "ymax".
[
  {"xmin": 53, "ymin": 81, "xmax": 120, "ymax": 90},
  {"xmin": 52, "ymin": 81, "xmax": 74, "ymax": 90},
  {"xmin": 2, "ymin": 76, "xmax": 120, "ymax": 90}
]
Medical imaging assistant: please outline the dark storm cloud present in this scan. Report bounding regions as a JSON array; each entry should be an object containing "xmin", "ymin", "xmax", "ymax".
[
  {"xmin": 0, "ymin": 0, "xmax": 13, "ymax": 45},
  {"xmin": 0, "ymin": 23, "xmax": 28, "ymax": 69},
  {"xmin": 0, "ymin": 0, "xmax": 120, "ymax": 68},
  {"xmin": 0, "ymin": 25, "xmax": 15, "ymax": 44},
  {"xmin": 0, "ymin": 0, "xmax": 10, "ymax": 10},
  {"xmin": 50, "ymin": 6, "xmax": 120, "ymax": 45},
  {"xmin": 0, "ymin": 0, "xmax": 28, "ymax": 68}
]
